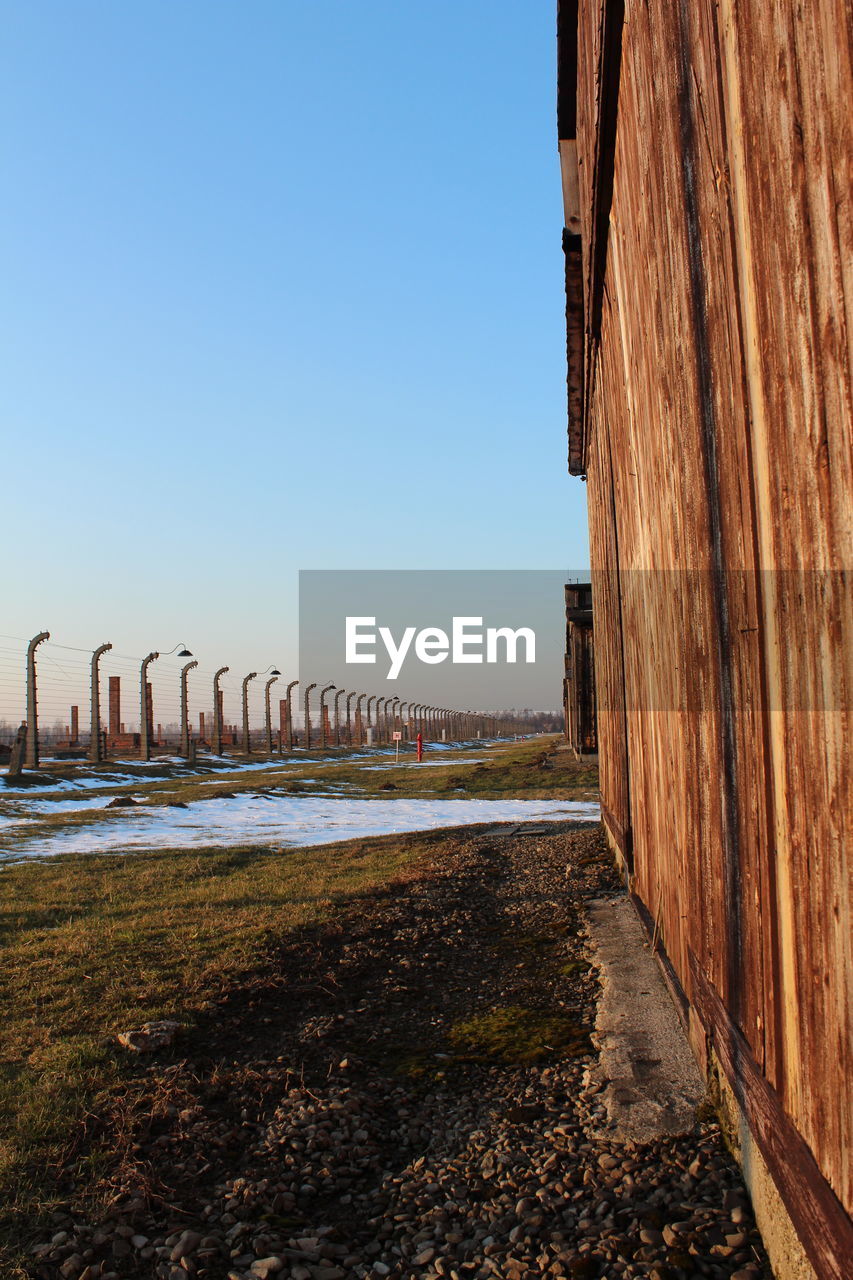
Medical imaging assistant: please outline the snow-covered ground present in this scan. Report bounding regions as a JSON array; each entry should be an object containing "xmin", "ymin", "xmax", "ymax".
[
  {"xmin": 0, "ymin": 794, "xmax": 599, "ymax": 862},
  {"xmin": 0, "ymin": 758, "xmax": 306, "ymax": 795},
  {"xmin": 1, "ymin": 795, "xmax": 136, "ymax": 818},
  {"xmin": 363, "ymin": 758, "xmax": 488, "ymax": 770},
  {"xmin": 0, "ymin": 744, "xmax": 477, "ymax": 795}
]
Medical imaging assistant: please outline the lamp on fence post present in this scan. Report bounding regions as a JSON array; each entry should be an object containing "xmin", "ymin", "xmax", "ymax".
[
  {"xmin": 304, "ymin": 682, "xmax": 317, "ymax": 749},
  {"xmin": 89, "ymin": 642, "xmax": 112, "ymax": 763},
  {"xmin": 25, "ymin": 631, "xmax": 50, "ymax": 769},
  {"xmin": 346, "ymin": 691, "xmax": 357, "ymax": 745},
  {"xmin": 242, "ymin": 672, "xmax": 258, "ymax": 754},
  {"xmin": 355, "ymin": 693, "xmax": 367, "ymax": 745},
  {"xmin": 212, "ymin": 667, "xmax": 229, "ymax": 755},
  {"xmin": 334, "ymin": 688, "xmax": 346, "ymax": 746},
  {"xmin": 284, "ymin": 680, "xmax": 298, "ymax": 749},
  {"xmin": 261, "ymin": 667, "xmax": 281, "ymax": 754},
  {"xmin": 179, "ymin": 660, "xmax": 198, "ymax": 757},
  {"xmin": 320, "ymin": 683, "xmax": 336, "ymax": 748}
]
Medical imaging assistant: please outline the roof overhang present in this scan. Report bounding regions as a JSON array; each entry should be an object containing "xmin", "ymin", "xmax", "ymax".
[{"xmin": 557, "ymin": 4, "xmax": 586, "ymax": 476}]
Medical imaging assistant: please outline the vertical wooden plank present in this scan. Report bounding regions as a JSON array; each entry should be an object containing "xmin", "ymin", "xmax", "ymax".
[{"xmin": 570, "ymin": 0, "xmax": 851, "ymax": 1223}]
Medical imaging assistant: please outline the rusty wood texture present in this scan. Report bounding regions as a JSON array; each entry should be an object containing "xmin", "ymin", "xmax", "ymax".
[
  {"xmin": 569, "ymin": 0, "xmax": 852, "ymax": 1244},
  {"xmin": 691, "ymin": 955, "xmax": 853, "ymax": 1280}
]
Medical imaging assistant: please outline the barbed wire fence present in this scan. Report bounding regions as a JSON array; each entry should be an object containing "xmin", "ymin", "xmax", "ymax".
[{"xmin": 0, "ymin": 632, "xmax": 541, "ymax": 771}]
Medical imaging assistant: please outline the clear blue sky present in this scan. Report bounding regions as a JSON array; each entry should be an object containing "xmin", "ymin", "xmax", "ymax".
[{"xmin": 2, "ymin": 0, "xmax": 589, "ymax": 677}]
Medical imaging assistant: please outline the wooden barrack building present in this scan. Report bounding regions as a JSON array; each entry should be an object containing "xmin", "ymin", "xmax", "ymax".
[
  {"xmin": 563, "ymin": 582, "xmax": 597, "ymax": 756},
  {"xmin": 558, "ymin": 2, "xmax": 851, "ymax": 1277}
]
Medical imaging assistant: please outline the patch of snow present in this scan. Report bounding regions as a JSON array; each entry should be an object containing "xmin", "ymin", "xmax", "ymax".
[
  {"xmin": 0, "ymin": 795, "xmax": 600, "ymax": 862},
  {"xmin": 363, "ymin": 758, "xmax": 488, "ymax": 770},
  {"xmin": 1, "ymin": 772, "xmax": 144, "ymax": 795},
  {"xmin": 5, "ymin": 795, "xmax": 123, "ymax": 817}
]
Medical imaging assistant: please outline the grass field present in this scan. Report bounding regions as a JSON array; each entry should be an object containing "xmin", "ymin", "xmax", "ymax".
[{"xmin": 0, "ymin": 736, "xmax": 598, "ymax": 1257}]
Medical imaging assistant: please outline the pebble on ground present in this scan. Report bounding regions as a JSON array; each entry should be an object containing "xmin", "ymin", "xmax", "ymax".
[{"xmin": 25, "ymin": 825, "xmax": 770, "ymax": 1280}]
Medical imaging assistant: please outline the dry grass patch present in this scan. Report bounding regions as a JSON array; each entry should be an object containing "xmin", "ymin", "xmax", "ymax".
[{"xmin": 0, "ymin": 829, "xmax": 447, "ymax": 1234}]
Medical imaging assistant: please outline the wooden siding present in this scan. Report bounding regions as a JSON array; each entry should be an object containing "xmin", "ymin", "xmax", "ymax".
[{"xmin": 562, "ymin": 0, "xmax": 852, "ymax": 1274}]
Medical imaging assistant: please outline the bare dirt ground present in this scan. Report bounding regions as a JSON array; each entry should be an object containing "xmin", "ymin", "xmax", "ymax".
[{"xmin": 22, "ymin": 823, "xmax": 769, "ymax": 1280}]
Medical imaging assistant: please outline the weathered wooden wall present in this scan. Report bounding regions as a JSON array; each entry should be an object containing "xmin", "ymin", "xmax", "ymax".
[{"xmin": 559, "ymin": 1, "xmax": 851, "ymax": 1275}]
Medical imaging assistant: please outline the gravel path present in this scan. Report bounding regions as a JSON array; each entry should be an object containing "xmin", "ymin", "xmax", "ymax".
[{"xmin": 26, "ymin": 824, "xmax": 769, "ymax": 1280}]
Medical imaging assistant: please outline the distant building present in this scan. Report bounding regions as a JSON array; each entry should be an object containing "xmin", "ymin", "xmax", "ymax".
[
  {"xmin": 563, "ymin": 583, "xmax": 596, "ymax": 757},
  {"xmin": 558, "ymin": 3, "xmax": 851, "ymax": 1277}
]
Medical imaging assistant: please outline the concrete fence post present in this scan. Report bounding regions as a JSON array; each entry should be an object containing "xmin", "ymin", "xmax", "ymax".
[
  {"xmin": 212, "ymin": 667, "xmax": 229, "ymax": 756},
  {"xmin": 264, "ymin": 675, "xmax": 279, "ymax": 753},
  {"xmin": 334, "ymin": 688, "xmax": 346, "ymax": 746},
  {"xmin": 355, "ymin": 693, "xmax": 367, "ymax": 745},
  {"xmin": 89, "ymin": 642, "xmax": 112, "ymax": 762},
  {"xmin": 284, "ymin": 680, "xmax": 299, "ymax": 750},
  {"xmin": 346, "ymin": 690, "xmax": 357, "ymax": 745},
  {"xmin": 304, "ymin": 682, "xmax": 317, "ymax": 750},
  {"xmin": 25, "ymin": 631, "xmax": 50, "ymax": 769},
  {"xmin": 139, "ymin": 652, "xmax": 159, "ymax": 761},
  {"xmin": 180, "ymin": 660, "xmax": 198, "ymax": 757},
  {"xmin": 242, "ymin": 672, "xmax": 257, "ymax": 754},
  {"xmin": 320, "ymin": 683, "xmax": 336, "ymax": 749}
]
